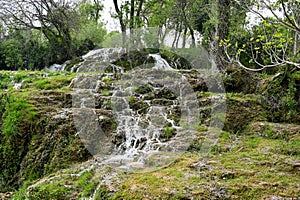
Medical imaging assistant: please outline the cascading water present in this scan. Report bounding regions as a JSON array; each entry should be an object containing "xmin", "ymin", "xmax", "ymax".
[
  {"xmin": 72, "ymin": 48, "xmax": 125, "ymax": 73},
  {"xmin": 71, "ymin": 49, "xmax": 200, "ymax": 170},
  {"xmin": 149, "ymin": 54, "xmax": 173, "ymax": 70},
  {"xmin": 103, "ymin": 67, "xmax": 199, "ymax": 170},
  {"xmin": 44, "ymin": 63, "xmax": 66, "ymax": 72},
  {"xmin": 107, "ymin": 85, "xmax": 180, "ymax": 169}
]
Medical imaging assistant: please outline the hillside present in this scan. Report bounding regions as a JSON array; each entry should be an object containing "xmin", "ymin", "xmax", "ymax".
[{"xmin": 0, "ymin": 51, "xmax": 299, "ymax": 199}]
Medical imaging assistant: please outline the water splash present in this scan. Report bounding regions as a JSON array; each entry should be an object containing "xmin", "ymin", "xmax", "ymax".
[
  {"xmin": 149, "ymin": 54, "xmax": 173, "ymax": 70},
  {"xmin": 45, "ymin": 63, "xmax": 66, "ymax": 72}
]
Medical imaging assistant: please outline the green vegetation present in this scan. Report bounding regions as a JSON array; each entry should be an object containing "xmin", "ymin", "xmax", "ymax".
[
  {"xmin": 0, "ymin": 92, "xmax": 38, "ymax": 191},
  {"xmin": 0, "ymin": 1, "xmax": 106, "ymax": 70},
  {"xmin": 0, "ymin": 68, "xmax": 295, "ymax": 199},
  {"xmin": 0, "ymin": 71, "xmax": 91, "ymax": 193},
  {"xmin": 1, "ymin": 95, "xmax": 37, "ymax": 136},
  {"xmin": 0, "ymin": 0, "xmax": 299, "ymax": 199},
  {"xmin": 109, "ymin": 132, "xmax": 299, "ymax": 199}
]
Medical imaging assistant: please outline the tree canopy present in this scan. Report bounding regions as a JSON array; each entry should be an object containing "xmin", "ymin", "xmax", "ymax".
[
  {"xmin": 0, "ymin": 0, "xmax": 299, "ymax": 72},
  {"xmin": 0, "ymin": 0, "xmax": 106, "ymax": 70}
]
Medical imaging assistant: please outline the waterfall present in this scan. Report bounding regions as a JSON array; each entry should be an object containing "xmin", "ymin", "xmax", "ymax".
[
  {"xmin": 71, "ymin": 49, "xmax": 199, "ymax": 170},
  {"xmin": 106, "ymin": 85, "xmax": 177, "ymax": 169},
  {"xmin": 149, "ymin": 54, "xmax": 173, "ymax": 70},
  {"xmin": 44, "ymin": 63, "xmax": 66, "ymax": 72},
  {"xmin": 71, "ymin": 48, "xmax": 125, "ymax": 73}
]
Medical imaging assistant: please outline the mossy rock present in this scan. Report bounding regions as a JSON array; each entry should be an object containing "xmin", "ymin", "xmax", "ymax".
[
  {"xmin": 160, "ymin": 126, "xmax": 177, "ymax": 141},
  {"xmin": 151, "ymin": 98, "xmax": 174, "ymax": 106},
  {"xmin": 113, "ymin": 50, "xmax": 150, "ymax": 71},
  {"xmin": 64, "ymin": 57, "xmax": 84, "ymax": 72},
  {"xmin": 245, "ymin": 122, "xmax": 300, "ymax": 140},
  {"xmin": 155, "ymin": 87, "xmax": 177, "ymax": 100},
  {"xmin": 113, "ymin": 48, "xmax": 193, "ymax": 71},
  {"xmin": 188, "ymin": 76, "xmax": 208, "ymax": 92},
  {"xmin": 257, "ymin": 71, "xmax": 300, "ymax": 123},
  {"xmin": 135, "ymin": 84, "xmax": 154, "ymax": 95},
  {"xmin": 17, "ymin": 110, "xmax": 92, "ymax": 188},
  {"xmin": 223, "ymin": 67, "xmax": 260, "ymax": 94},
  {"xmin": 224, "ymin": 94, "xmax": 267, "ymax": 133},
  {"xmin": 128, "ymin": 96, "xmax": 149, "ymax": 114},
  {"xmin": 95, "ymin": 110, "xmax": 117, "ymax": 136},
  {"xmin": 167, "ymin": 105, "xmax": 181, "ymax": 126},
  {"xmin": 159, "ymin": 49, "xmax": 192, "ymax": 69}
]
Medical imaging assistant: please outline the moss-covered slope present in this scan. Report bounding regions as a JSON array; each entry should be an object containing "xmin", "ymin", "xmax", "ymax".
[{"xmin": 0, "ymin": 68, "xmax": 299, "ymax": 200}]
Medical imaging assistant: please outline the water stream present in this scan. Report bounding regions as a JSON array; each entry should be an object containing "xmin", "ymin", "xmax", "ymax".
[{"xmin": 148, "ymin": 54, "xmax": 173, "ymax": 70}]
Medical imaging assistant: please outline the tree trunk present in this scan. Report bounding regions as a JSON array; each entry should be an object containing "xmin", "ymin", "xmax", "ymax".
[
  {"xmin": 182, "ymin": 27, "xmax": 188, "ymax": 48},
  {"xmin": 136, "ymin": 0, "xmax": 144, "ymax": 27},
  {"xmin": 210, "ymin": 0, "xmax": 230, "ymax": 71},
  {"xmin": 113, "ymin": 0, "xmax": 127, "ymax": 46},
  {"xmin": 189, "ymin": 26, "xmax": 196, "ymax": 48},
  {"xmin": 130, "ymin": 0, "xmax": 135, "ymax": 31}
]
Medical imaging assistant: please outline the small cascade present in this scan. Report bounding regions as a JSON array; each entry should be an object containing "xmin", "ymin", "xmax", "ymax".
[
  {"xmin": 45, "ymin": 63, "xmax": 66, "ymax": 72},
  {"xmin": 72, "ymin": 48, "xmax": 125, "ymax": 73},
  {"xmin": 149, "ymin": 54, "xmax": 173, "ymax": 70},
  {"xmin": 71, "ymin": 51, "xmax": 200, "ymax": 170},
  {"xmin": 13, "ymin": 80, "xmax": 23, "ymax": 90},
  {"xmin": 103, "ymin": 71, "xmax": 197, "ymax": 169}
]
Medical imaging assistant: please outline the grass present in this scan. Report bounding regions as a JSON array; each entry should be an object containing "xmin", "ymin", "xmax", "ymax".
[
  {"xmin": 0, "ymin": 70, "xmax": 76, "ymax": 91},
  {"xmin": 13, "ymin": 169, "xmax": 100, "ymax": 200},
  {"xmin": 108, "ymin": 133, "xmax": 300, "ymax": 199},
  {"xmin": 1, "ymin": 94, "xmax": 37, "ymax": 136}
]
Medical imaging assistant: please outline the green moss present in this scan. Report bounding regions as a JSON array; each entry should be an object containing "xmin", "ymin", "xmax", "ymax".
[
  {"xmin": 33, "ymin": 74, "xmax": 74, "ymax": 90},
  {"xmin": 273, "ymin": 139, "xmax": 300, "ymax": 157},
  {"xmin": 165, "ymin": 124, "xmax": 172, "ymax": 139},
  {"xmin": 224, "ymin": 94, "xmax": 267, "ymax": 133},
  {"xmin": 0, "ymin": 93, "xmax": 40, "ymax": 192},
  {"xmin": 246, "ymin": 137, "xmax": 262, "ymax": 148},
  {"xmin": 101, "ymin": 76, "xmax": 111, "ymax": 84},
  {"xmin": 1, "ymin": 95, "xmax": 37, "ymax": 136},
  {"xmin": 76, "ymin": 171, "xmax": 98, "ymax": 197},
  {"xmin": 0, "ymin": 70, "xmax": 75, "ymax": 91},
  {"xmin": 101, "ymin": 89, "xmax": 110, "ymax": 96}
]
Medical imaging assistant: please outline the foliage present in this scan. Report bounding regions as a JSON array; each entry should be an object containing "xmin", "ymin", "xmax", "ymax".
[
  {"xmin": 0, "ymin": 30, "xmax": 52, "ymax": 70},
  {"xmin": 221, "ymin": 0, "xmax": 300, "ymax": 71},
  {"xmin": 0, "ymin": 38, "xmax": 24, "ymax": 70},
  {"xmin": 259, "ymin": 68, "xmax": 300, "ymax": 123},
  {"xmin": 73, "ymin": 0, "xmax": 106, "ymax": 55},
  {"xmin": 0, "ymin": 0, "xmax": 106, "ymax": 70},
  {"xmin": 0, "ymin": 93, "xmax": 38, "ymax": 190}
]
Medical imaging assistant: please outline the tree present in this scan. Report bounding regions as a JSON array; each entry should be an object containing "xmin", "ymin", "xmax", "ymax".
[
  {"xmin": 79, "ymin": 0, "xmax": 103, "ymax": 22},
  {"xmin": 0, "ymin": 0, "xmax": 107, "ymax": 69},
  {"xmin": 222, "ymin": 0, "xmax": 300, "ymax": 71},
  {"xmin": 0, "ymin": 0, "xmax": 80, "ymax": 63},
  {"xmin": 113, "ymin": 0, "xmax": 145, "ymax": 45},
  {"xmin": 75, "ymin": 0, "xmax": 107, "ymax": 55},
  {"xmin": 194, "ymin": 0, "xmax": 231, "ymax": 71},
  {"xmin": 112, "ymin": 0, "xmax": 199, "ymax": 48}
]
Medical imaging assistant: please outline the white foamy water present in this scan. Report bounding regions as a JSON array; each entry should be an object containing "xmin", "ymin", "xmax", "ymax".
[{"xmin": 149, "ymin": 54, "xmax": 173, "ymax": 70}]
